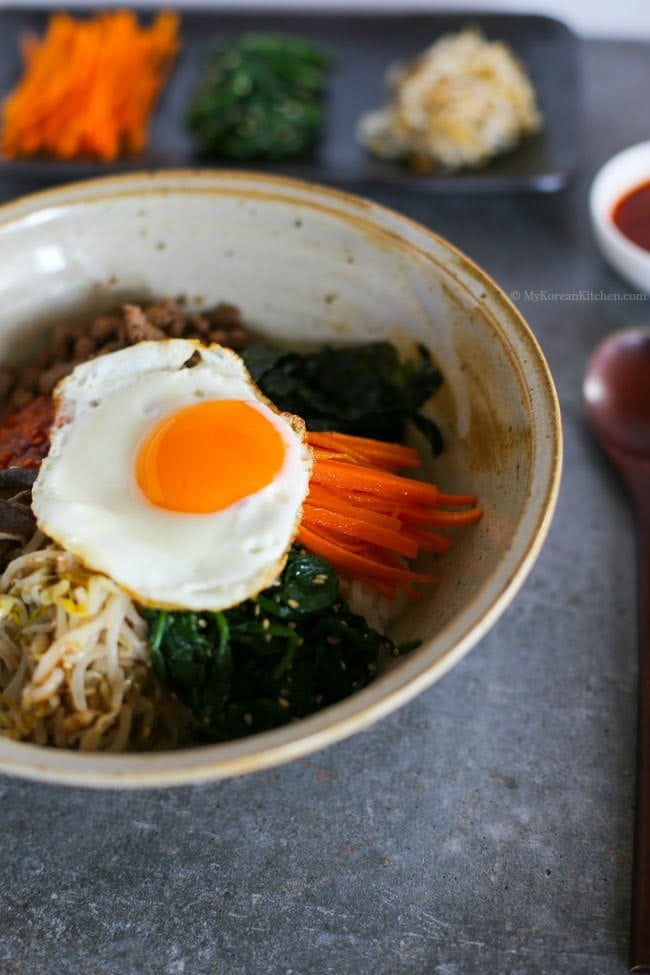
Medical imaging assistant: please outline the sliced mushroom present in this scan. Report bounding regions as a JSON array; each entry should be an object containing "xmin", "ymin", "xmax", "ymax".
[
  {"xmin": 0, "ymin": 467, "xmax": 37, "ymax": 491},
  {"xmin": 0, "ymin": 499, "xmax": 36, "ymax": 543}
]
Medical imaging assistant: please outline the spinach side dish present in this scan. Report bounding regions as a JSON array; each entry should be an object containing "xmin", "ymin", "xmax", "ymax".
[
  {"xmin": 145, "ymin": 546, "xmax": 418, "ymax": 741},
  {"xmin": 187, "ymin": 34, "xmax": 332, "ymax": 161}
]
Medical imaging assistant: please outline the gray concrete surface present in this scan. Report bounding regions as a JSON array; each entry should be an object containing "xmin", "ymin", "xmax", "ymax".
[{"xmin": 0, "ymin": 39, "xmax": 645, "ymax": 975}]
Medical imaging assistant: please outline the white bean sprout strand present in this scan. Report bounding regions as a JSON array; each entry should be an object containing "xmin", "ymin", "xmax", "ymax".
[{"xmin": 0, "ymin": 543, "xmax": 188, "ymax": 751}]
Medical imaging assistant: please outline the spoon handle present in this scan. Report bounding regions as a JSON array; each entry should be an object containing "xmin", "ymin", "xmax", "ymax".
[{"xmin": 629, "ymin": 472, "xmax": 650, "ymax": 972}]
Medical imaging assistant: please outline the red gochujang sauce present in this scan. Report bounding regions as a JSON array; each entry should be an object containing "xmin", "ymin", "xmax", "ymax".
[
  {"xmin": 0, "ymin": 395, "xmax": 54, "ymax": 469},
  {"xmin": 612, "ymin": 180, "xmax": 650, "ymax": 251}
]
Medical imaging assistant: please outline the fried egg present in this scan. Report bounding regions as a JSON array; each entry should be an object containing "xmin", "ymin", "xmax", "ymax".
[{"xmin": 32, "ymin": 340, "xmax": 312, "ymax": 610}]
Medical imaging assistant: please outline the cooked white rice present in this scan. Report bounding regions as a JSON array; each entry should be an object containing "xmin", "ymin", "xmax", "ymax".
[{"xmin": 341, "ymin": 577, "xmax": 408, "ymax": 635}]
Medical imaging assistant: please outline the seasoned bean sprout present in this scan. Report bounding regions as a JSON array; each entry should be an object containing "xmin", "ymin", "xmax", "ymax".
[{"xmin": 0, "ymin": 543, "xmax": 188, "ymax": 750}]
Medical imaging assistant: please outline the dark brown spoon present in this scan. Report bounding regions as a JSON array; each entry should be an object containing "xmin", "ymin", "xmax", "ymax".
[{"xmin": 584, "ymin": 328, "xmax": 650, "ymax": 972}]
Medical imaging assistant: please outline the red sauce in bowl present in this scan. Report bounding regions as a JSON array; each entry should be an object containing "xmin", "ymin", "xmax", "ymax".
[{"xmin": 612, "ymin": 180, "xmax": 650, "ymax": 251}]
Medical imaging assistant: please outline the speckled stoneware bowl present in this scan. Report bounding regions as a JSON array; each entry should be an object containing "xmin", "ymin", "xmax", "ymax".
[{"xmin": 0, "ymin": 171, "xmax": 561, "ymax": 788}]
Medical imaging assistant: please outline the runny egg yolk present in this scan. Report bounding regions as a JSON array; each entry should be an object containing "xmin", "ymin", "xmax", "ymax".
[{"xmin": 135, "ymin": 399, "xmax": 286, "ymax": 514}]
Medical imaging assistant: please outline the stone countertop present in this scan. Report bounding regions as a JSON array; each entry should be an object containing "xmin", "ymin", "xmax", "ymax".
[{"xmin": 0, "ymin": 39, "xmax": 646, "ymax": 975}]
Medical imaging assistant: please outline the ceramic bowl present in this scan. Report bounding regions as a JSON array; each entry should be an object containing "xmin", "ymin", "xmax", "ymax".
[
  {"xmin": 0, "ymin": 171, "xmax": 561, "ymax": 788},
  {"xmin": 590, "ymin": 140, "xmax": 650, "ymax": 293}
]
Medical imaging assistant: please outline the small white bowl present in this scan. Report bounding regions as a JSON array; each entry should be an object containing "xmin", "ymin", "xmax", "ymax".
[{"xmin": 590, "ymin": 140, "xmax": 650, "ymax": 293}]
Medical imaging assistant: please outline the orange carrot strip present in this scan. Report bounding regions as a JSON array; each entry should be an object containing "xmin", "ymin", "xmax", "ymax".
[
  {"xmin": 362, "ymin": 550, "xmax": 428, "ymax": 599},
  {"xmin": 309, "ymin": 526, "xmax": 370, "ymax": 554},
  {"xmin": 318, "ymin": 491, "xmax": 407, "ymax": 516},
  {"xmin": 435, "ymin": 491, "xmax": 478, "ymax": 506},
  {"xmin": 362, "ymin": 546, "xmax": 402, "ymax": 569},
  {"xmin": 417, "ymin": 508, "xmax": 483, "ymax": 527},
  {"xmin": 316, "ymin": 489, "xmax": 424, "ymax": 520},
  {"xmin": 309, "ymin": 431, "xmax": 420, "ymax": 465},
  {"xmin": 302, "ymin": 505, "xmax": 418, "ymax": 559},
  {"xmin": 309, "ymin": 445, "xmax": 412, "ymax": 473},
  {"xmin": 311, "ymin": 460, "xmax": 440, "ymax": 505},
  {"xmin": 388, "ymin": 506, "xmax": 482, "ymax": 527},
  {"xmin": 311, "ymin": 492, "xmax": 438, "ymax": 528},
  {"xmin": 305, "ymin": 489, "xmax": 402, "ymax": 530},
  {"xmin": 297, "ymin": 526, "xmax": 438, "ymax": 585},
  {"xmin": 400, "ymin": 527, "xmax": 452, "ymax": 554},
  {"xmin": 309, "ymin": 437, "xmax": 420, "ymax": 472},
  {"xmin": 384, "ymin": 505, "xmax": 443, "ymax": 526},
  {"xmin": 326, "ymin": 490, "xmax": 477, "ymax": 523},
  {"xmin": 310, "ymin": 446, "xmax": 368, "ymax": 465}
]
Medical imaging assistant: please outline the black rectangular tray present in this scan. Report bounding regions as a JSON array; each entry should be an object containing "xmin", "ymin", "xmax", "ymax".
[{"xmin": 0, "ymin": 9, "xmax": 581, "ymax": 192}]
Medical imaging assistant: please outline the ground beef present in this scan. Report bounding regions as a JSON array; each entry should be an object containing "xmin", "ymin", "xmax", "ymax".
[{"xmin": 0, "ymin": 298, "xmax": 254, "ymax": 412}]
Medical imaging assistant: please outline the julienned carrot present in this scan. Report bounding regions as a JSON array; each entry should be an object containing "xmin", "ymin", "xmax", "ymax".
[
  {"xmin": 308, "ymin": 431, "xmax": 419, "ymax": 460},
  {"xmin": 306, "ymin": 487, "xmax": 403, "ymax": 530},
  {"xmin": 1, "ymin": 11, "xmax": 180, "ymax": 162},
  {"xmin": 297, "ymin": 526, "xmax": 438, "ymax": 586},
  {"xmin": 436, "ymin": 491, "xmax": 478, "ymax": 506},
  {"xmin": 299, "ymin": 429, "xmax": 482, "ymax": 598},
  {"xmin": 417, "ymin": 508, "xmax": 483, "ymax": 527},
  {"xmin": 401, "ymin": 526, "xmax": 452, "ymax": 554},
  {"xmin": 326, "ymin": 494, "xmax": 478, "ymax": 527},
  {"xmin": 308, "ymin": 432, "xmax": 420, "ymax": 469},
  {"xmin": 312, "ymin": 459, "xmax": 440, "ymax": 505},
  {"xmin": 311, "ymin": 446, "xmax": 412, "ymax": 472},
  {"xmin": 303, "ymin": 504, "xmax": 418, "ymax": 559}
]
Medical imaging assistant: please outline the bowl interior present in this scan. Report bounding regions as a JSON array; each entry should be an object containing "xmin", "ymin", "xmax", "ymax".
[{"xmin": 0, "ymin": 172, "xmax": 560, "ymax": 786}]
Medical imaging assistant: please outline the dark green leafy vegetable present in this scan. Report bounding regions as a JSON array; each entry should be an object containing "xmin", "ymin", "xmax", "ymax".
[
  {"xmin": 186, "ymin": 34, "xmax": 331, "ymax": 161},
  {"xmin": 144, "ymin": 547, "xmax": 417, "ymax": 741},
  {"xmin": 243, "ymin": 340, "xmax": 444, "ymax": 453}
]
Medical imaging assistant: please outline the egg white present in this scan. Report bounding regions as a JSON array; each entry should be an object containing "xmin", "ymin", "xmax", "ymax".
[{"xmin": 32, "ymin": 340, "xmax": 312, "ymax": 610}]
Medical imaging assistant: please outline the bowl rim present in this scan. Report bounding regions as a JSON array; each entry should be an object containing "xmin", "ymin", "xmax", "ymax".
[
  {"xmin": 589, "ymin": 140, "xmax": 650, "ymax": 265},
  {"xmin": 0, "ymin": 169, "xmax": 562, "ymax": 789}
]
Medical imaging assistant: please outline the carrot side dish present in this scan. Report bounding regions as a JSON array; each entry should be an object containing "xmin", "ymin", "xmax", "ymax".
[
  {"xmin": 298, "ymin": 430, "xmax": 482, "ymax": 598},
  {"xmin": 1, "ymin": 10, "xmax": 180, "ymax": 161}
]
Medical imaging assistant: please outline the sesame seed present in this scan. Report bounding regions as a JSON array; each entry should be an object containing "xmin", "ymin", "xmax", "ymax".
[
  {"xmin": 262, "ymin": 619, "xmax": 270, "ymax": 631},
  {"xmin": 244, "ymin": 713, "xmax": 252, "ymax": 726},
  {"xmin": 326, "ymin": 636, "xmax": 340, "ymax": 646},
  {"xmin": 287, "ymin": 598, "xmax": 300, "ymax": 609},
  {"xmin": 198, "ymin": 618, "xmax": 207, "ymax": 629},
  {"xmin": 278, "ymin": 697, "xmax": 290, "ymax": 708},
  {"xmin": 313, "ymin": 574, "xmax": 327, "ymax": 585}
]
